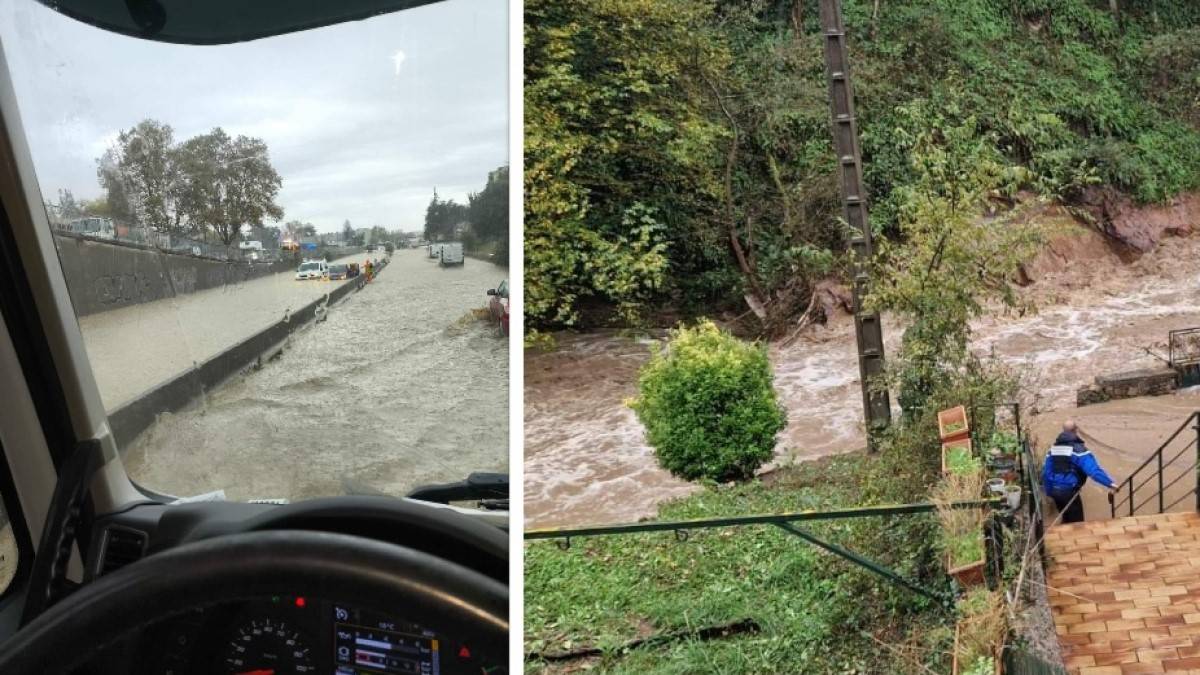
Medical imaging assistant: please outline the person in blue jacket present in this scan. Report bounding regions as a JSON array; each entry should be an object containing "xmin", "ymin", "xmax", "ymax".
[{"xmin": 1042, "ymin": 420, "xmax": 1118, "ymax": 523}]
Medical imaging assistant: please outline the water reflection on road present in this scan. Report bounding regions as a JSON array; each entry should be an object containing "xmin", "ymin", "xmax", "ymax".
[{"xmin": 123, "ymin": 250, "xmax": 509, "ymax": 501}]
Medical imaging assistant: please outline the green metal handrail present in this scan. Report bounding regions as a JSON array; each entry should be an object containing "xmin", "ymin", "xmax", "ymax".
[
  {"xmin": 525, "ymin": 499, "xmax": 1003, "ymax": 540},
  {"xmin": 526, "ymin": 498, "xmax": 1003, "ymax": 604}
]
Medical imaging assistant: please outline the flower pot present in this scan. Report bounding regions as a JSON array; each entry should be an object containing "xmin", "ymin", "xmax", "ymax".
[
  {"xmin": 986, "ymin": 478, "xmax": 1006, "ymax": 494},
  {"xmin": 941, "ymin": 437, "xmax": 975, "ymax": 476},
  {"xmin": 1004, "ymin": 485, "xmax": 1022, "ymax": 510},
  {"xmin": 938, "ymin": 405, "xmax": 970, "ymax": 441},
  {"xmin": 947, "ymin": 550, "xmax": 986, "ymax": 588}
]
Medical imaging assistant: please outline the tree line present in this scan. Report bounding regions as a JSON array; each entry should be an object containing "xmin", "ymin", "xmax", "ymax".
[
  {"xmin": 81, "ymin": 119, "xmax": 284, "ymax": 246},
  {"xmin": 423, "ymin": 164, "xmax": 509, "ymax": 260}
]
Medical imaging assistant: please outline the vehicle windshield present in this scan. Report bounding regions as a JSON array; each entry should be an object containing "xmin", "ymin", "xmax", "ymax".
[
  {"xmin": 0, "ymin": 0, "xmax": 510, "ymax": 503},
  {"xmin": 329, "ymin": 265, "xmax": 347, "ymax": 273}
]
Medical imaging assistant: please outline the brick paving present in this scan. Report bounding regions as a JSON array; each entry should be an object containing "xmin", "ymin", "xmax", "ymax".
[{"xmin": 1046, "ymin": 512, "xmax": 1200, "ymax": 674}]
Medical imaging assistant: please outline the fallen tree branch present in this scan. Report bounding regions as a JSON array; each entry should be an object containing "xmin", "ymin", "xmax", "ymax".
[
  {"xmin": 526, "ymin": 618, "xmax": 762, "ymax": 663},
  {"xmin": 781, "ymin": 288, "xmax": 823, "ymax": 347}
]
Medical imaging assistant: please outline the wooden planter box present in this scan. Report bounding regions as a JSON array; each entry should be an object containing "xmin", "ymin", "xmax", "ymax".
[
  {"xmin": 938, "ymin": 405, "xmax": 970, "ymax": 441},
  {"xmin": 947, "ymin": 549, "xmax": 986, "ymax": 588},
  {"xmin": 952, "ymin": 624, "xmax": 1002, "ymax": 675},
  {"xmin": 941, "ymin": 437, "xmax": 974, "ymax": 476}
]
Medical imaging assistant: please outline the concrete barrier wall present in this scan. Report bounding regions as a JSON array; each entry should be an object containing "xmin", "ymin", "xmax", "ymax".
[
  {"xmin": 109, "ymin": 268, "xmax": 375, "ymax": 449},
  {"xmin": 53, "ymin": 233, "xmax": 295, "ymax": 317}
]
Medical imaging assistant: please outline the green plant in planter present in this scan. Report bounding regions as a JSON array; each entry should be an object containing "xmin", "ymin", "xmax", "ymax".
[
  {"xmin": 956, "ymin": 589, "xmax": 1005, "ymax": 674},
  {"xmin": 943, "ymin": 420, "xmax": 966, "ymax": 435},
  {"xmin": 948, "ymin": 532, "xmax": 984, "ymax": 568},
  {"xmin": 945, "ymin": 447, "xmax": 980, "ymax": 475},
  {"xmin": 988, "ymin": 430, "xmax": 1019, "ymax": 457},
  {"xmin": 962, "ymin": 655, "xmax": 994, "ymax": 675},
  {"xmin": 933, "ymin": 470, "xmax": 986, "ymax": 568}
]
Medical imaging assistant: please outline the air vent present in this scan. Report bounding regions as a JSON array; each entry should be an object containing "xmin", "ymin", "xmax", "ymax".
[{"xmin": 99, "ymin": 527, "xmax": 147, "ymax": 576}]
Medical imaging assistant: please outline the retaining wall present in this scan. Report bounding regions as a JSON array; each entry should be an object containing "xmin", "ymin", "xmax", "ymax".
[
  {"xmin": 53, "ymin": 233, "xmax": 296, "ymax": 317},
  {"xmin": 109, "ymin": 270, "xmax": 374, "ymax": 449},
  {"xmin": 1076, "ymin": 367, "xmax": 1180, "ymax": 407}
]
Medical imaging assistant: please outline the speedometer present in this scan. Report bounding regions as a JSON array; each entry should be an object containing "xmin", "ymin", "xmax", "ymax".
[{"xmin": 223, "ymin": 617, "xmax": 315, "ymax": 674}]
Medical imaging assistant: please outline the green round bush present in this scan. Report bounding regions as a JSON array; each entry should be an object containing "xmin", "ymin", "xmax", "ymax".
[{"xmin": 629, "ymin": 320, "xmax": 786, "ymax": 482}]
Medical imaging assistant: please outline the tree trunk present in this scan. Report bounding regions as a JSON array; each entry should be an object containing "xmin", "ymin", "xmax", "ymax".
[
  {"xmin": 1109, "ymin": 0, "xmax": 1120, "ymax": 28},
  {"xmin": 703, "ymin": 75, "xmax": 768, "ymax": 319}
]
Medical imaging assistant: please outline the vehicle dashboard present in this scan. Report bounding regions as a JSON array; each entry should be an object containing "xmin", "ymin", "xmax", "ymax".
[
  {"xmin": 73, "ymin": 497, "xmax": 507, "ymax": 675},
  {"xmin": 138, "ymin": 596, "xmax": 498, "ymax": 674}
]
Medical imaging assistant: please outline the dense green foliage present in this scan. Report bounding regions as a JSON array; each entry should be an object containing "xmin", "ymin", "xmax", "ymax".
[
  {"xmin": 525, "ymin": 0, "xmax": 1200, "ymax": 331},
  {"xmin": 628, "ymin": 321, "xmax": 786, "ymax": 482},
  {"xmin": 945, "ymin": 447, "xmax": 980, "ymax": 475},
  {"xmin": 467, "ymin": 166, "xmax": 510, "ymax": 264}
]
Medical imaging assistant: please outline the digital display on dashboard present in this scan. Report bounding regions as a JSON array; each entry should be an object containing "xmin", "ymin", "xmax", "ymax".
[{"xmin": 333, "ymin": 605, "xmax": 440, "ymax": 675}]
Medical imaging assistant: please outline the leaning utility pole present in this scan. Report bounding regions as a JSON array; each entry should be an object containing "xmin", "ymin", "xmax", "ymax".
[{"xmin": 818, "ymin": 0, "xmax": 892, "ymax": 445}]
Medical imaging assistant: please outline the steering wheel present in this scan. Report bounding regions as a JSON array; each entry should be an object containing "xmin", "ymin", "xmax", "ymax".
[{"xmin": 0, "ymin": 529, "xmax": 508, "ymax": 674}]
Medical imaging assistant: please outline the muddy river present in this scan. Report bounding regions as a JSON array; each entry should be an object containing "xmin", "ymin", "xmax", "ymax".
[
  {"xmin": 121, "ymin": 249, "xmax": 509, "ymax": 502},
  {"xmin": 525, "ymin": 233, "xmax": 1200, "ymax": 528}
]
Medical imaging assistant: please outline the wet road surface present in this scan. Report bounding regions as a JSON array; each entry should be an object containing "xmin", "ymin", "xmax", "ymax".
[
  {"xmin": 121, "ymin": 250, "xmax": 509, "ymax": 501},
  {"xmin": 78, "ymin": 253, "xmax": 362, "ymax": 410}
]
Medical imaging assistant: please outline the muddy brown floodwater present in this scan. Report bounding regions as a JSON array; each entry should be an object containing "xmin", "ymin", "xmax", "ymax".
[
  {"xmin": 121, "ymin": 249, "xmax": 509, "ymax": 502},
  {"xmin": 525, "ymin": 232, "xmax": 1200, "ymax": 529}
]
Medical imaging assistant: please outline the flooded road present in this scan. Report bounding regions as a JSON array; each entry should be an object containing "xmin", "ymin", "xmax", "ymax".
[
  {"xmin": 79, "ymin": 253, "xmax": 362, "ymax": 410},
  {"xmin": 525, "ymin": 232, "xmax": 1200, "ymax": 528},
  {"xmin": 122, "ymin": 249, "xmax": 508, "ymax": 502}
]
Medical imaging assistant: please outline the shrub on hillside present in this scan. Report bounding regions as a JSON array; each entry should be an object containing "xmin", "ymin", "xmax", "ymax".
[{"xmin": 629, "ymin": 320, "xmax": 786, "ymax": 482}]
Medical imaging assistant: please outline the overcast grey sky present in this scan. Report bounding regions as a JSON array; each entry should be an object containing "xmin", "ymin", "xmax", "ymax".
[{"xmin": 0, "ymin": 0, "xmax": 508, "ymax": 232}]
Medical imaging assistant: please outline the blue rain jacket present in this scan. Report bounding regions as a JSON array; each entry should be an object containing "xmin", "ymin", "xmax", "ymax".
[{"xmin": 1042, "ymin": 431, "xmax": 1116, "ymax": 494}]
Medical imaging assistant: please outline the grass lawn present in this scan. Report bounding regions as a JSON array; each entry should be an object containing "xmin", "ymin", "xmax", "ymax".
[{"xmin": 524, "ymin": 450, "xmax": 959, "ymax": 673}]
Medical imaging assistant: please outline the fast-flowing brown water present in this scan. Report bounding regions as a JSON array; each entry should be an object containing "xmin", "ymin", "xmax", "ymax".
[
  {"xmin": 120, "ymin": 249, "xmax": 509, "ymax": 501},
  {"xmin": 525, "ymin": 234, "xmax": 1200, "ymax": 528}
]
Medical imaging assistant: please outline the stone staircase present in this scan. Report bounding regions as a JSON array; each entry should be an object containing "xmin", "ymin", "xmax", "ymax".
[{"xmin": 1046, "ymin": 512, "xmax": 1200, "ymax": 674}]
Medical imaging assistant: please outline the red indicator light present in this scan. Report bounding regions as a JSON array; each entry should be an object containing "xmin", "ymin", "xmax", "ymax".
[
  {"xmin": 294, "ymin": 597, "xmax": 306, "ymax": 608},
  {"xmin": 458, "ymin": 645, "xmax": 471, "ymax": 660}
]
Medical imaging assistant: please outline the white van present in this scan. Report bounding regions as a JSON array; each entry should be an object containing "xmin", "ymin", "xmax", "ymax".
[
  {"xmin": 438, "ymin": 242, "xmax": 464, "ymax": 267},
  {"xmin": 295, "ymin": 260, "xmax": 328, "ymax": 280}
]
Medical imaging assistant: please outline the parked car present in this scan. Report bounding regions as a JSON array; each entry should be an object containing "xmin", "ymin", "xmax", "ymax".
[
  {"xmin": 438, "ymin": 242, "xmax": 465, "ymax": 267},
  {"xmin": 295, "ymin": 260, "xmax": 327, "ymax": 280},
  {"xmin": 327, "ymin": 263, "xmax": 349, "ymax": 280},
  {"xmin": 487, "ymin": 279, "xmax": 509, "ymax": 336}
]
